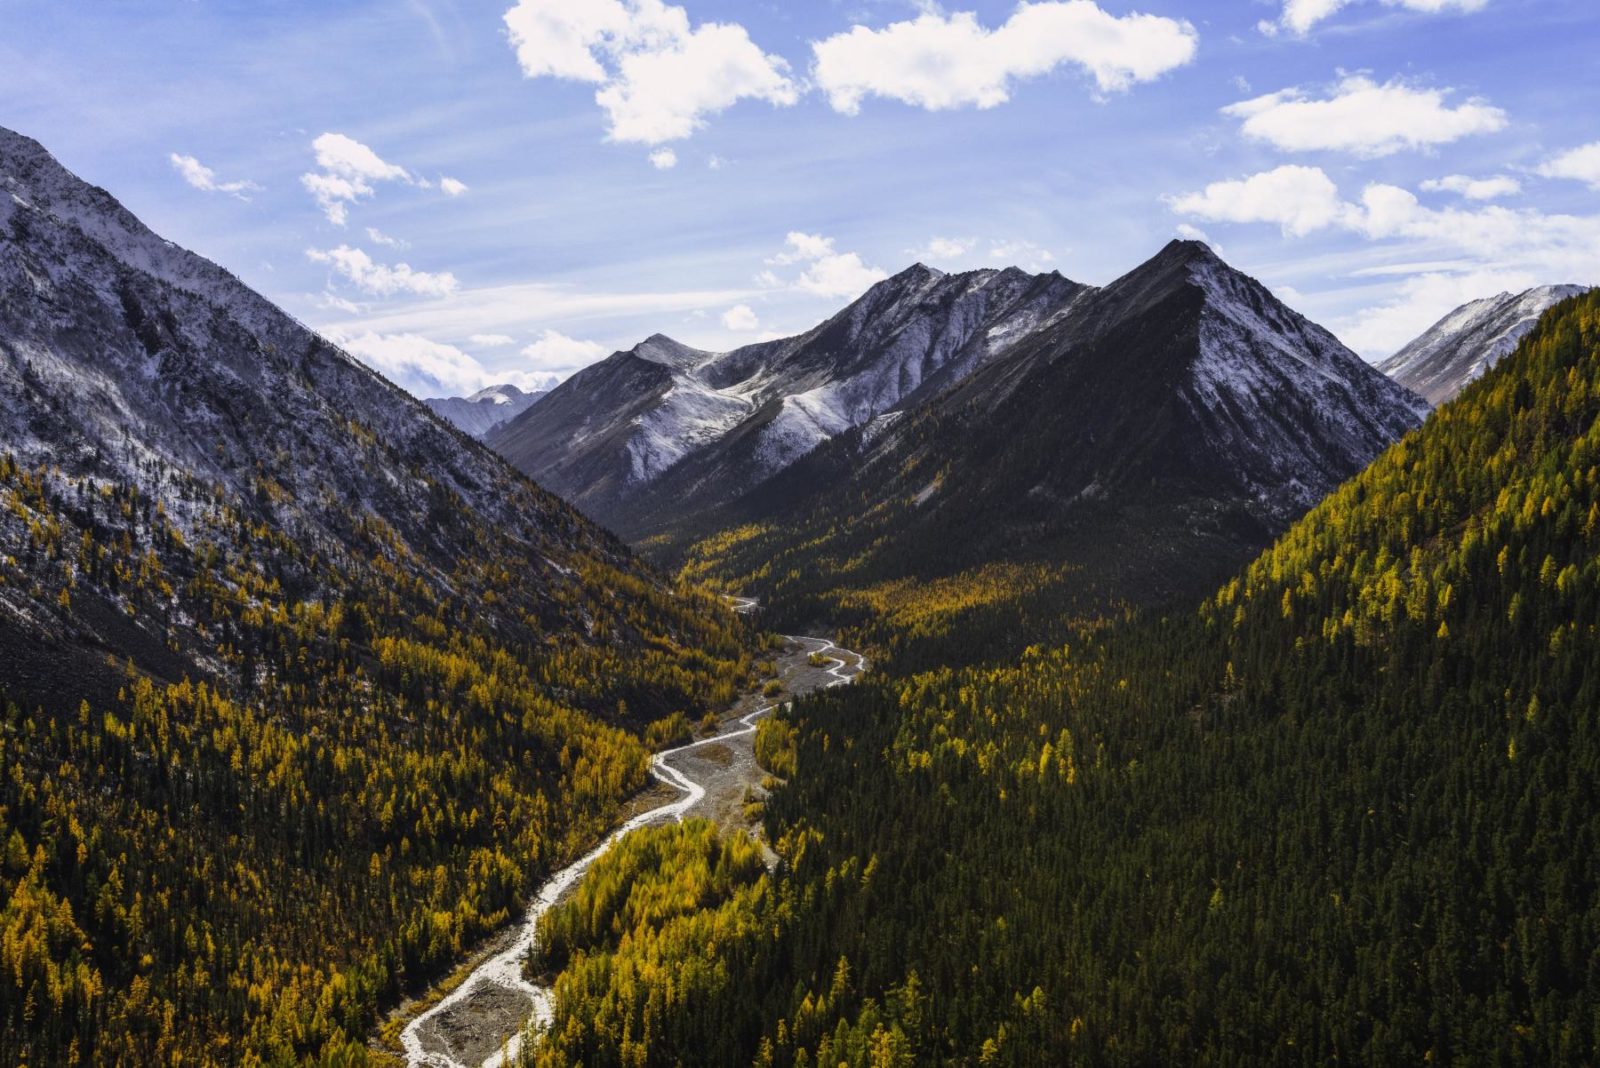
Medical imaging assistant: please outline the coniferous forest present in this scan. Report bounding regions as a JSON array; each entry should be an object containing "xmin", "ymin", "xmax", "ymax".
[
  {"xmin": 0, "ymin": 442, "xmax": 752, "ymax": 1065},
  {"xmin": 522, "ymin": 293, "xmax": 1600, "ymax": 1064},
  {"xmin": 3, "ymin": 7, "xmax": 1599, "ymax": 1058}
]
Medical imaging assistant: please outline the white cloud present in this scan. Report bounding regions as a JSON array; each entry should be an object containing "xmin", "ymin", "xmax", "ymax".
[
  {"xmin": 439, "ymin": 176, "xmax": 469, "ymax": 197},
  {"xmin": 913, "ymin": 236, "xmax": 978, "ymax": 262},
  {"xmin": 469, "ymin": 333, "xmax": 517, "ymax": 348},
  {"xmin": 168, "ymin": 153, "xmax": 259, "ymax": 199},
  {"xmin": 1167, "ymin": 165, "xmax": 1348, "ymax": 237},
  {"xmin": 812, "ymin": 2, "xmax": 1197, "ymax": 114},
  {"xmin": 301, "ymin": 132, "xmax": 413, "ymax": 225},
  {"xmin": 988, "ymin": 239, "xmax": 1056, "ymax": 271},
  {"xmin": 1337, "ymin": 267, "xmax": 1537, "ymax": 356},
  {"xmin": 315, "ymin": 291, "xmax": 365, "ymax": 315},
  {"xmin": 1264, "ymin": 0, "xmax": 1486, "ymax": 37},
  {"xmin": 365, "ymin": 227, "xmax": 408, "ymax": 249},
  {"xmin": 649, "ymin": 147, "xmax": 679, "ymax": 169},
  {"xmin": 721, "ymin": 304, "xmax": 760, "ymax": 331},
  {"xmin": 1537, "ymin": 142, "xmax": 1600, "ymax": 191},
  {"xmin": 1223, "ymin": 76, "xmax": 1506, "ymax": 158},
  {"xmin": 306, "ymin": 245, "xmax": 459, "ymax": 298},
  {"xmin": 1419, "ymin": 174, "xmax": 1521, "ymax": 201},
  {"xmin": 1170, "ymin": 164, "xmax": 1600, "ymax": 357},
  {"xmin": 332, "ymin": 331, "xmax": 508, "ymax": 396},
  {"xmin": 1172, "ymin": 165, "xmax": 1600, "ymax": 270},
  {"xmin": 1174, "ymin": 223, "xmax": 1211, "ymax": 242},
  {"xmin": 503, "ymin": 0, "xmax": 797, "ymax": 145},
  {"xmin": 520, "ymin": 329, "xmax": 609, "ymax": 372},
  {"xmin": 707, "ymin": 155, "xmax": 727, "ymax": 170},
  {"xmin": 313, "ymin": 132, "xmax": 410, "ymax": 182},
  {"xmin": 767, "ymin": 232, "xmax": 889, "ymax": 300},
  {"xmin": 314, "ymin": 281, "xmax": 759, "ymax": 341}
]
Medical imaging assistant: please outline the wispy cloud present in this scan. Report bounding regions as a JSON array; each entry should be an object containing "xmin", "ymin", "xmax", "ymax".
[
  {"xmin": 1261, "ymin": 0, "xmax": 1487, "ymax": 37},
  {"xmin": 306, "ymin": 245, "xmax": 459, "ymax": 298},
  {"xmin": 169, "ymin": 152, "xmax": 260, "ymax": 199}
]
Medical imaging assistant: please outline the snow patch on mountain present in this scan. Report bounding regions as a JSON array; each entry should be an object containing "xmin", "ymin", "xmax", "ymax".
[
  {"xmin": 1379, "ymin": 285, "xmax": 1589, "ymax": 405},
  {"xmin": 626, "ymin": 378, "xmax": 754, "ymax": 482}
]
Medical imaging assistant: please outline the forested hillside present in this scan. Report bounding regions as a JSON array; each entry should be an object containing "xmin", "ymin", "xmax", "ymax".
[
  {"xmin": 526, "ymin": 291, "xmax": 1600, "ymax": 1065},
  {"xmin": 0, "ymin": 127, "xmax": 752, "ymax": 1066}
]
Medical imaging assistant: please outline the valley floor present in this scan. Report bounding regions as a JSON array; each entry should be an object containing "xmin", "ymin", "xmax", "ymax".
[{"xmin": 375, "ymin": 621, "xmax": 865, "ymax": 1068}]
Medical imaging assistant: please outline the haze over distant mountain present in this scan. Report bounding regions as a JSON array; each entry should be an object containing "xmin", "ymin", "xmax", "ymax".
[
  {"xmin": 1380, "ymin": 285, "xmax": 1589, "ymax": 405},
  {"xmin": 487, "ymin": 265, "xmax": 1087, "ymax": 531},
  {"xmin": 426, "ymin": 381, "xmax": 549, "ymax": 438}
]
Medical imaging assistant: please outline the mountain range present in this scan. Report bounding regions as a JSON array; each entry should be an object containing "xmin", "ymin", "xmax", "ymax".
[
  {"xmin": 425, "ymin": 381, "xmax": 550, "ymax": 438},
  {"xmin": 4, "ymin": 117, "xmax": 1597, "ymax": 1068},
  {"xmin": 488, "ymin": 264, "xmax": 1085, "ymax": 532},
  {"xmin": 491, "ymin": 239, "xmax": 1429, "ymax": 664}
]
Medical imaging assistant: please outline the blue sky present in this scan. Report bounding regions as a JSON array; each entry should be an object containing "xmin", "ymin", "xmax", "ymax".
[{"xmin": 2, "ymin": 0, "xmax": 1596, "ymax": 397}]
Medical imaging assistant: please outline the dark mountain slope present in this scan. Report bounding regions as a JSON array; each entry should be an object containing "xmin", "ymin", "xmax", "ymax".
[
  {"xmin": 530, "ymin": 282, "xmax": 1600, "ymax": 1068},
  {"xmin": 488, "ymin": 265, "xmax": 1088, "ymax": 532},
  {"xmin": 0, "ymin": 126, "xmax": 749, "ymax": 1065},
  {"xmin": 674, "ymin": 241, "xmax": 1427, "ymax": 667}
]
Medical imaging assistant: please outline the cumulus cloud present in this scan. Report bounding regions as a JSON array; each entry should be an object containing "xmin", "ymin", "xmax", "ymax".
[
  {"xmin": 649, "ymin": 147, "xmax": 678, "ymax": 169},
  {"xmin": 1170, "ymin": 164, "xmax": 1600, "ymax": 356},
  {"xmin": 439, "ymin": 176, "xmax": 469, "ymax": 197},
  {"xmin": 1223, "ymin": 76, "xmax": 1506, "ymax": 158},
  {"xmin": 520, "ymin": 329, "xmax": 610, "ymax": 372},
  {"xmin": 912, "ymin": 237, "xmax": 978, "ymax": 262},
  {"xmin": 301, "ymin": 133, "xmax": 413, "ymax": 225},
  {"xmin": 169, "ymin": 153, "xmax": 259, "ymax": 199},
  {"xmin": 721, "ymin": 304, "xmax": 760, "ymax": 331},
  {"xmin": 1167, "ymin": 165, "xmax": 1349, "ymax": 237},
  {"xmin": 1172, "ymin": 164, "xmax": 1600, "ymax": 264},
  {"xmin": 306, "ymin": 245, "xmax": 459, "ymax": 298},
  {"xmin": 1420, "ymin": 174, "xmax": 1521, "ymax": 200},
  {"xmin": 503, "ymin": 0, "xmax": 797, "ymax": 145},
  {"xmin": 812, "ymin": 2, "xmax": 1197, "ymax": 114},
  {"xmin": 766, "ymin": 232, "xmax": 889, "ymax": 300},
  {"xmin": 1538, "ymin": 142, "xmax": 1600, "ymax": 191},
  {"xmin": 332, "ymin": 331, "xmax": 511, "ymax": 396},
  {"xmin": 1263, "ymin": 0, "xmax": 1486, "ymax": 37}
]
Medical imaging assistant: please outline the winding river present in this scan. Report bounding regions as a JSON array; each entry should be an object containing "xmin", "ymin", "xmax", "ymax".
[{"xmin": 398, "ymin": 608, "xmax": 864, "ymax": 1068}]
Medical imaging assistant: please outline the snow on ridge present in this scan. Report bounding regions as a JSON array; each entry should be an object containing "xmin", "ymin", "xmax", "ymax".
[
  {"xmin": 626, "ymin": 377, "xmax": 753, "ymax": 483},
  {"xmin": 1379, "ymin": 283, "xmax": 1590, "ymax": 405}
]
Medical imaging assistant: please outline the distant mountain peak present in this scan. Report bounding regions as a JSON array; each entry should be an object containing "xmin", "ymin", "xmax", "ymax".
[
  {"xmin": 632, "ymin": 334, "xmax": 708, "ymax": 369},
  {"xmin": 1380, "ymin": 284, "xmax": 1590, "ymax": 404}
]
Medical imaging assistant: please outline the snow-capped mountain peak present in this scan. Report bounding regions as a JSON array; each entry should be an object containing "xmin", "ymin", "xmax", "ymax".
[
  {"xmin": 490, "ymin": 260, "xmax": 1090, "ymax": 529},
  {"xmin": 1379, "ymin": 284, "xmax": 1590, "ymax": 405}
]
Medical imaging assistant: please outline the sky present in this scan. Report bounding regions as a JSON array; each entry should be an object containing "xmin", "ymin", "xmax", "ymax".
[{"xmin": 1, "ymin": 0, "xmax": 1597, "ymax": 398}]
